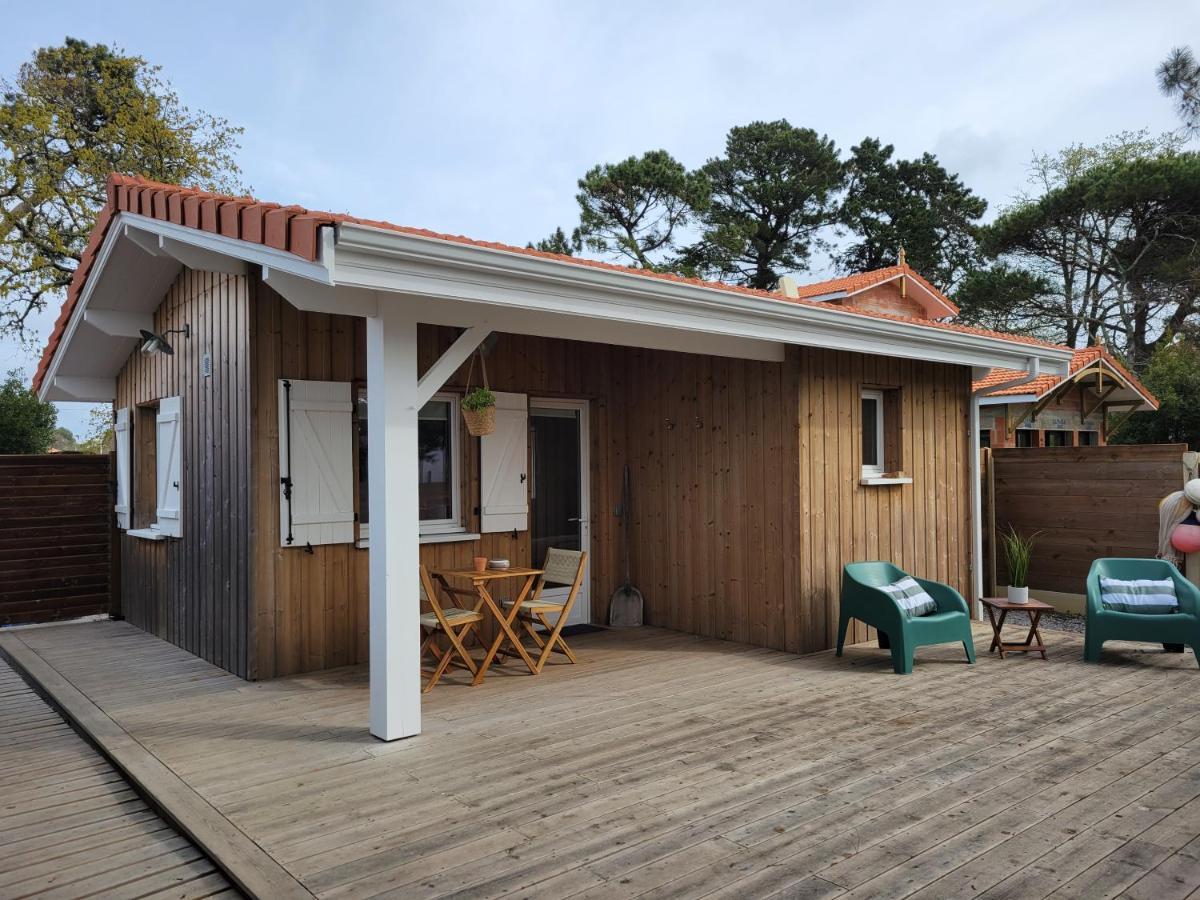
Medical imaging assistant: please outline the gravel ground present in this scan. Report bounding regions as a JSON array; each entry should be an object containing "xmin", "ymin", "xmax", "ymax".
[{"xmin": 993, "ymin": 609, "xmax": 1087, "ymax": 634}]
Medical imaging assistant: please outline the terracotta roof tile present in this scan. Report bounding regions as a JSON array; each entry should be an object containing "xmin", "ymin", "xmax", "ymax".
[
  {"xmin": 972, "ymin": 345, "xmax": 1158, "ymax": 408},
  {"xmin": 33, "ymin": 173, "xmax": 1065, "ymax": 392}
]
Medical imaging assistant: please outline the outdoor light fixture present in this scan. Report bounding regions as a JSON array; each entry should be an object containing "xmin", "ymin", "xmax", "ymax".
[{"xmin": 139, "ymin": 324, "xmax": 190, "ymax": 356}]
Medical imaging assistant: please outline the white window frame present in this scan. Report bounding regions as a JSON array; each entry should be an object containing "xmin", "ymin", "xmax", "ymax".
[
  {"xmin": 861, "ymin": 388, "xmax": 885, "ymax": 479},
  {"xmin": 418, "ymin": 392, "xmax": 463, "ymax": 536}
]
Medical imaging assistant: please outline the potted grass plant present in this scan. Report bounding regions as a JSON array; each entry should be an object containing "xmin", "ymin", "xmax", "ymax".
[
  {"xmin": 462, "ymin": 386, "xmax": 496, "ymax": 436},
  {"xmin": 1000, "ymin": 525, "xmax": 1040, "ymax": 604}
]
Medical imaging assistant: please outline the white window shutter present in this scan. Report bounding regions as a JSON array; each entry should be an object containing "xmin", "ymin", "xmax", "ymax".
[
  {"xmin": 279, "ymin": 380, "xmax": 354, "ymax": 547},
  {"xmin": 114, "ymin": 407, "xmax": 131, "ymax": 530},
  {"xmin": 480, "ymin": 392, "xmax": 528, "ymax": 533},
  {"xmin": 155, "ymin": 396, "xmax": 183, "ymax": 537}
]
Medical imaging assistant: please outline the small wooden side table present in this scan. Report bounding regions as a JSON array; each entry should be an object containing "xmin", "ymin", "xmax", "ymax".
[{"xmin": 980, "ymin": 597, "xmax": 1053, "ymax": 659}]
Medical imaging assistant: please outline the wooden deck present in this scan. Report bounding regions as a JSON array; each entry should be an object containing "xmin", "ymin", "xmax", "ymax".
[
  {"xmin": 5, "ymin": 620, "xmax": 1200, "ymax": 899},
  {"xmin": 0, "ymin": 653, "xmax": 235, "ymax": 898}
]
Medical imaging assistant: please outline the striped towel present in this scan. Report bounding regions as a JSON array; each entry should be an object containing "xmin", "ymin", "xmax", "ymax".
[
  {"xmin": 1099, "ymin": 577, "xmax": 1179, "ymax": 615},
  {"xmin": 880, "ymin": 576, "xmax": 938, "ymax": 618}
]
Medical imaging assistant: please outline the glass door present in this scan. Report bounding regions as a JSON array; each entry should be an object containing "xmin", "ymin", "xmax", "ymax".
[{"xmin": 529, "ymin": 400, "xmax": 589, "ymax": 626}]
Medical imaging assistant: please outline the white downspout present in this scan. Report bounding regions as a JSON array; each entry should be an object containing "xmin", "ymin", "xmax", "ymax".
[{"xmin": 970, "ymin": 359, "xmax": 1042, "ymax": 620}]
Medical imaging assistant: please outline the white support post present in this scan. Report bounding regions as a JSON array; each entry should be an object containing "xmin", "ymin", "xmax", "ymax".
[
  {"xmin": 970, "ymin": 394, "xmax": 984, "ymax": 620},
  {"xmin": 366, "ymin": 302, "xmax": 422, "ymax": 740}
]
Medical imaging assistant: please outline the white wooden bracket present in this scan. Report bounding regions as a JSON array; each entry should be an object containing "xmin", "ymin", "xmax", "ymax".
[
  {"xmin": 415, "ymin": 326, "xmax": 491, "ymax": 408},
  {"xmin": 262, "ymin": 267, "xmax": 379, "ymax": 318},
  {"xmin": 83, "ymin": 310, "xmax": 155, "ymax": 338}
]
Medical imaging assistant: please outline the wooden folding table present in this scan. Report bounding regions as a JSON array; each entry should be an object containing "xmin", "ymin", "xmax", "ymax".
[
  {"xmin": 980, "ymin": 596, "xmax": 1053, "ymax": 659},
  {"xmin": 432, "ymin": 566, "xmax": 543, "ymax": 685}
]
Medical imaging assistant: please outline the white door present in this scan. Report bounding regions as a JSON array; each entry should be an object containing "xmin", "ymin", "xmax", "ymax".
[{"xmin": 529, "ymin": 399, "xmax": 590, "ymax": 626}]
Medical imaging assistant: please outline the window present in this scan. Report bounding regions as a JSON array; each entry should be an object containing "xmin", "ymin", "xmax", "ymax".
[
  {"xmin": 120, "ymin": 396, "xmax": 182, "ymax": 540},
  {"xmin": 979, "ymin": 429, "xmax": 992, "ymax": 448},
  {"xmin": 418, "ymin": 396, "xmax": 461, "ymax": 532},
  {"xmin": 1078, "ymin": 430, "xmax": 1099, "ymax": 446},
  {"xmin": 860, "ymin": 388, "xmax": 907, "ymax": 483},
  {"xmin": 355, "ymin": 389, "xmax": 463, "ymax": 539},
  {"xmin": 1015, "ymin": 429, "xmax": 1038, "ymax": 448},
  {"xmin": 861, "ymin": 389, "xmax": 885, "ymax": 478},
  {"xmin": 1044, "ymin": 430, "xmax": 1072, "ymax": 447},
  {"xmin": 133, "ymin": 403, "xmax": 159, "ymax": 530}
]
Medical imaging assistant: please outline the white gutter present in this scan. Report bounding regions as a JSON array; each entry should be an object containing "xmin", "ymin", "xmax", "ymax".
[{"xmin": 330, "ymin": 223, "xmax": 1075, "ymax": 375}]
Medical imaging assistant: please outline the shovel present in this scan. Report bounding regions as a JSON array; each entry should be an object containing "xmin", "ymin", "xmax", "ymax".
[{"xmin": 608, "ymin": 464, "xmax": 643, "ymax": 627}]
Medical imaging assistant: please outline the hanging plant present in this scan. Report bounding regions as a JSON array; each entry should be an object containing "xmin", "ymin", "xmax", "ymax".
[{"xmin": 461, "ymin": 352, "xmax": 496, "ymax": 436}]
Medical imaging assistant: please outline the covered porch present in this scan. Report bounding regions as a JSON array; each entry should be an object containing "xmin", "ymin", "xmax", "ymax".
[{"xmin": 4, "ymin": 618, "xmax": 1200, "ymax": 899}]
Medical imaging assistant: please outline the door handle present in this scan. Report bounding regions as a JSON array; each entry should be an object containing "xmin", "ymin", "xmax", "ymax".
[{"xmin": 567, "ymin": 517, "xmax": 582, "ymax": 523}]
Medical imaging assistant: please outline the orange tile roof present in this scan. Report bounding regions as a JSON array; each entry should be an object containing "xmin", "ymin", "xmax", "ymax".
[
  {"xmin": 790, "ymin": 264, "xmax": 959, "ymax": 315},
  {"xmin": 972, "ymin": 345, "xmax": 1158, "ymax": 408},
  {"xmin": 34, "ymin": 174, "xmax": 1063, "ymax": 392}
]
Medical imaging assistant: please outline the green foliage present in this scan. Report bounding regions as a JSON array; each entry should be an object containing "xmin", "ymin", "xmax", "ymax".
[
  {"xmin": 528, "ymin": 226, "xmax": 582, "ymax": 256},
  {"xmin": 1158, "ymin": 46, "xmax": 1200, "ymax": 134},
  {"xmin": 462, "ymin": 387, "xmax": 496, "ymax": 412},
  {"xmin": 686, "ymin": 120, "xmax": 843, "ymax": 289},
  {"xmin": 77, "ymin": 405, "xmax": 114, "ymax": 454},
  {"xmin": 953, "ymin": 264, "xmax": 1057, "ymax": 335},
  {"xmin": 980, "ymin": 132, "xmax": 1199, "ymax": 365},
  {"xmin": 999, "ymin": 526, "xmax": 1040, "ymax": 588},
  {"xmin": 0, "ymin": 38, "xmax": 244, "ymax": 337},
  {"xmin": 575, "ymin": 150, "xmax": 707, "ymax": 269},
  {"xmin": 839, "ymin": 138, "xmax": 987, "ymax": 293},
  {"xmin": 0, "ymin": 369, "xmax": 56, "ymax": 453},
  {"xmin": 50, "ymin": 426, "xmax": 77, "ymax": 452},
  {"xmin": 1113, "ymin": 339, "xmax": 1200, "ymax": 450}
]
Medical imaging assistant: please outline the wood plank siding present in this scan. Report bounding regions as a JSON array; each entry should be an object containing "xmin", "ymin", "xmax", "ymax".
[
  {"xmin": 114, "ymin": 269, "xmax": 252, "ymax": 677},
  {"xmin": 246, "ymin": 277, "xmax": 974, "ymax": 678},
  {"xmin": 110, "ymin": 268, "xmax": 974, "ymax": 679}
]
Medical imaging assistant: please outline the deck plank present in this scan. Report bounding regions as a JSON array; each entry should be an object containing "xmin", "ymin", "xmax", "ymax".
[
  {"xmin": 0, "ymin": 653, "xmax": 236, "ymax": 899},
  {"xmin": 5, "ymin": 619, "xmax": 1200, "ymax": 899}
]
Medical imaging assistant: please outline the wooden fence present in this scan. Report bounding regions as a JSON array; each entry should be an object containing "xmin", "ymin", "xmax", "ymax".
[
  {"xmin": 0, "ymin": 454, "xmax": 117, "ymax": 625},
  {"xmin": 982, "ymin": 444, "xmax": 1188, "ymax": 596}
]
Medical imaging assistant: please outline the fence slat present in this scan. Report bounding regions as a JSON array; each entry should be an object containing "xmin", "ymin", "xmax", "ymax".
[
  {"xmin": 987, "ymin": 444, "xmax": 1187, "ymax": 595},
  {"xmin": 0, "ymin": 454, "xmax": 115, "ymax": 625}
]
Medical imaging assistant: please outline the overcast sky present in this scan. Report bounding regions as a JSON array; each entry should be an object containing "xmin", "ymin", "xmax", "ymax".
[{"xmin": 3, "ymin": 0, "xmax": 1196, "ymax": 435}]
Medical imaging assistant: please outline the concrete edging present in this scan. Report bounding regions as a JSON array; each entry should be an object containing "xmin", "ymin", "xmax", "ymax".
[{"xmin": 0, "ymin": 631, "xmax": 314, "ymax": 900}]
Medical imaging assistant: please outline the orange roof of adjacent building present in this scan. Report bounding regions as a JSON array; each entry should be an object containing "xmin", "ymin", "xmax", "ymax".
[
  {"xmin": 35, "ymin": 174, "xmax": 1065, "ymax": 392},
  {"xmin": 972, "ymin": 345, "xmax": 1158, "ymax": 408}
]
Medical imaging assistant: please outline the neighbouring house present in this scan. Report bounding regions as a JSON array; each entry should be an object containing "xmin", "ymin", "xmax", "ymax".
[
  {"xmin": 972, "ymin": 346, "xmax": 1158, "ymax": 449},
  {"xmin": 33, "ymin": 174, "xmax": 1072, "ymax": 740}
]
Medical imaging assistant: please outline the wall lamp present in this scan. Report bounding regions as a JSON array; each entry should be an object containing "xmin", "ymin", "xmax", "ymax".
[{"xmin": 139, "ymin": 325, "xmax": 190, "ymax": 356}]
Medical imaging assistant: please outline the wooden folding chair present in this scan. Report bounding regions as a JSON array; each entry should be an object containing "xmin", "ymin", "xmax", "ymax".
[
  {"xmin": 419, "ymin": 565, "xmax": 484, "ymax": 692},
  {"xmin": 503, "ymin": 549, "xmax": 588, "ymax": 673}
]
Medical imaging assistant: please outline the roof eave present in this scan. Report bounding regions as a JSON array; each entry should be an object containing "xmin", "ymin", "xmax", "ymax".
[{"xmin": 331, "ymin": 221, "xmax": 1074, "ymax": 374}]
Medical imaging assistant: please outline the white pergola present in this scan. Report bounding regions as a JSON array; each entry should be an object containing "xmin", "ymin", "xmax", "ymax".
[{"xmin": 38, "ymin": 213, "xmax": 1075, "ymax": 740}]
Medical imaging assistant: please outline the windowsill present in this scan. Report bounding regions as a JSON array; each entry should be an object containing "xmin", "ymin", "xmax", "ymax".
[
  {"xmin": 860, "ymin": 476, "xmax": 913, "ymax": 487},
  {"xmin": 356, "ymin": 531, "xmax": 482, "ymax": 549},
  {"xmin": 126, "ymin": 527, "xmax": 170, "ymax": 541}
]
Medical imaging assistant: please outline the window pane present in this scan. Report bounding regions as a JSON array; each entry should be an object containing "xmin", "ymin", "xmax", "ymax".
[
  {"xmin": 1015, "ymin": 429, "xmax": 1037, "ymax": 448},
  {"xmin": 418, "ymin": 400, "xmax": 453, "ymax": 521},
  {"xmin": 979, "ymin": 429, "xmax": 991, "ymax": 448},
  {"xmin": 1045, "ymin": 430, "xmax": 1071, "ymax": 447},
  {"xmin": 861, "ymin": 397, "xmax": 879, "ymax": 466},
  {"xmin": 1078, "ymin": 430, "xmax": 1098, "ymax": 446}
]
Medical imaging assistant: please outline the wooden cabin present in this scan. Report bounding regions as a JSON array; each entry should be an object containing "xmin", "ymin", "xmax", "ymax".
[
  {"xmin": 34, "ymin": 175, "xmax": 1072, "ymax": 739},
  {"xmin": 973, "ymin": 347, "xmax": 1158, "ymax": 449}
]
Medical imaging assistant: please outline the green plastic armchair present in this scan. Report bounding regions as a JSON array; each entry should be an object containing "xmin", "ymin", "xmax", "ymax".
[
  {"xmin": 837, "ymin": 561, "xmax": 976, "ymax": 674},
  {"xmin": 1084, "ymin": 558, "xmax": 1200, "ymax": 667}
]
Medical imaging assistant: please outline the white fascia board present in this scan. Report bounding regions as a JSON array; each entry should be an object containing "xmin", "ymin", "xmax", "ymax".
[
  {"xmin": 979, "ymin": 393, "xmax": 1037, "ymax": 406},
  {"xmin": 330, "ymin": 223, "xmax": 1073, "ymax": 374},
  {"xmin": 37, "ymin": 216, "xmax": 130, "ymax": 402},
  {"xmin": 37, "ymin": 213, "xmax": 333, "ymax": 402},
  {"xmin": 122, "ymin": 214, "xmax": 330, "ymax": 283}
]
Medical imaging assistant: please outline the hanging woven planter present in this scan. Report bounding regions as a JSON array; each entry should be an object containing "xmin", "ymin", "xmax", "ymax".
[{"xmin": 461, "ymin": 349, "xmax": 496, "ymax": 436}]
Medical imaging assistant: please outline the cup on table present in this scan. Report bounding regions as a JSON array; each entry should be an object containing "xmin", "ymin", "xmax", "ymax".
[{"xmin": 473, "ymin": 556, "xmax": 488, "ymax": 573}]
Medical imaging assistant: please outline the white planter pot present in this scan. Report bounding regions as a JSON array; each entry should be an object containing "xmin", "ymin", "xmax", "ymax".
[{"xmin": 1007, "ymin": 585, "xmax": 1029, "ymax": 604}]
